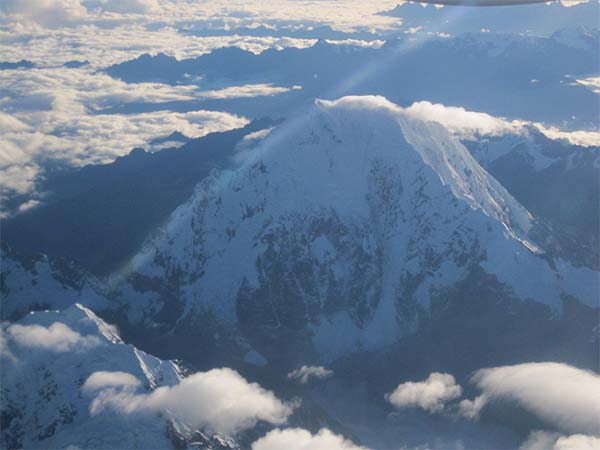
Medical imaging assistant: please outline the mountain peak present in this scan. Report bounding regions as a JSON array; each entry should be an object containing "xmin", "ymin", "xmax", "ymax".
[{"xmin": 119, "ymin": 96, "xmax": 596, "ymax": 364}]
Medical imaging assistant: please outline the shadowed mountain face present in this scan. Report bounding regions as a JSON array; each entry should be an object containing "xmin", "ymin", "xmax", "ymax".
[
  {"xmin": 105, "ymin": 30, "xmax": 599, "ymax": 127},
  {"xmin": 464, "ymin": 128, "xmax": 600, "ymax": 269},
  {"xmin": 1, "ymin": 119, "xmax": 277, "ymax": 275}
]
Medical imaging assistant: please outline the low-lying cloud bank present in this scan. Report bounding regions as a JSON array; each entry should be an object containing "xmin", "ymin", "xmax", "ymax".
[
  {"xmin": 251, "ymin": 427, "xmax": 366, "ymax": 450},
  {"xmin": 287, "ymin": 365, "xmax": 333, "ymax": 384},
  {"xmin": 84, "ymin": 367, "xmax": 295, "ymax": 435}
]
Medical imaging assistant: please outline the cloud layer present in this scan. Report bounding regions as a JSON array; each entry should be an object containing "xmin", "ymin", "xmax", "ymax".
[
  {"xmin": 251, "ymin": 428, "xmax": 366, "ymax": 450},
  {"xmin": 0, "ymin": 66, "xmax": 252, "ymax": 212},
  {"xmin": 86, "ymin": 367, "xmax": 295, "ymax": 435}
]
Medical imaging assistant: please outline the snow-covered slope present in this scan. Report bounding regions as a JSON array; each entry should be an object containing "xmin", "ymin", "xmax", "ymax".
[
  {"xmin": 0, "ymin": 248, "xmax": 108, "ymax": 321},
  {"xmin": 117, "ymin": 96, "xmax": 597, "ymax": 363},
  {"xmin": 0, "ymin": 304, "xmax": 239, "ymax": 450}
]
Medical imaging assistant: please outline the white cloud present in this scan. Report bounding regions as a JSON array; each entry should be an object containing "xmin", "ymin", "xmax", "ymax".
[
  {"xmin": 17, "ymin": 199, "xmax": 41, "ymax": 213},
  {"xmin": 1, "ymin": 0, "xmax": 402, "ymax": 33},
  {"xmin": 457, "ymin": 395, "xmax": 487, "ymax": 420},
  {"xmin": 533, "ymin": 124, "xmax": 600, "ymax": 147},
  {"xmin": 251, "ymin": 428, "xmax": 367, "ymax": 450},
  {"xmin": 521, "ymin": 431, "xmax": 600, "ymax": 450},
  {"xmin": 86, "ymin": 368, "xmax": 295, "ymax": 435},
  {"xmin": 403, "ymin": 101, "xmax": 524, "ymax": 140},
  {"xmin": 553, "ymin": 434, "xmax": 600, "ymax": 450},
  {"xmin": 0, "ymin": 0, "xmax": 87, "ymax": 27},
  {"xmin": 403, "ymin": 100, "xmax": 600, "ymax": 146},
  {"xmin": 83, "ymin": 371, "xmax": 141, "ymax": 392},
  {"xmin": 385, "ymin": 372, "xmax": 462, "ymax": 414},
  {"xmin": 198, "ymin": 83, "xmax": 301, "ymax": 99},
  {"xmin": 7, "ymin": 322, "xmax": 101, "ymax": 352},
  {"xmin": 465, "ymin": 362, "xmax": 600, "ymax": 435},
  {"xmin": 574, "ymin": 76, "xmax": 600, "ymax": 95},
  {"xmin": 287, "ymin": 365, "xmax": 333, "ymax": 384}
]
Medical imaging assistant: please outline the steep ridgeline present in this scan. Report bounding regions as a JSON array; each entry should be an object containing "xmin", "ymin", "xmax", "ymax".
[
  {"xmin": 116, "ymin": 96, "xmax": 597, "ymax": 365},
  {"xmin": 463, "ymin": 127, "xmax": 600, "ymax": 269},
  {"xmin": 0, "ymin": 304, "xmax": 240, "ymax": 450}
]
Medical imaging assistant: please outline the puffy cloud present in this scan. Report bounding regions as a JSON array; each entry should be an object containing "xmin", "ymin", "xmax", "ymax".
[
  {"xmin": 385, "ymin": 372, "xmax": 462, "ymax": 414},
  {"xmin": 403, "ymin": 101, "xmax": 524, "ymax": 140},
  {"xmin": 83, "ymin": 371, "xmax": 141, "ymax": 392},
  {"xmin": 251, "ymin": 428, "xmax": 367, "ymax": 450},
  {"xmin": 86, "ymin": 368, "xmax": 295, "ymax": 435},
  {"xmin": 287, "ymin": 365, "xmax": 333, "ymax": 384},
  {"xmin": 520, "ymin": 431, "xmax": 600, "ymax": 450},
  {"xmin": 553, "ymin": 434, "xmax": 600, "ymax": 450},
  {"xmin": 7, "ymin": 322, "xmax": 101, "ymax": 352},
  {"xmin": 464, "ymin": 362, "xmax": 600, "ymax": 435},
  {"xmin": 457, "ymin": 395, "xmax": 487, "ymax": 420}
]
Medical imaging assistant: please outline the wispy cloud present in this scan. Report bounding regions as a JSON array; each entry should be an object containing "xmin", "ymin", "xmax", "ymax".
[{"xmin": 287, "ymin": 365, "xmax": 333, "ymax": 384}]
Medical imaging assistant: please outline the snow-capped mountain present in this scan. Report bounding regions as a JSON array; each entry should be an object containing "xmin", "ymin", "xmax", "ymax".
[
  {"xmin": 0, "ymin": 304, "xmax": 240, "ymax": 450},
  {"xmin": 115, "ymin": 96, "xmax": 597, "ymax": 365}
]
